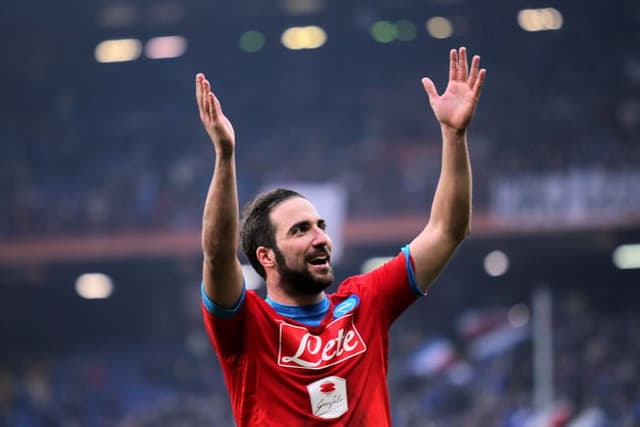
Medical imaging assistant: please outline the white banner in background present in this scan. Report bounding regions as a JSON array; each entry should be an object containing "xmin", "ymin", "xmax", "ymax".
[{"xmin": 490, "ymin": 170, "xmax": 640, "ymax": 223}]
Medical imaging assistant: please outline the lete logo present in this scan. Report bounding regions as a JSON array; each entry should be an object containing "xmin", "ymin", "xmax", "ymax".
[{"xmin": 278, "ymin": 315, "xmax": 367, "ymax": 370}]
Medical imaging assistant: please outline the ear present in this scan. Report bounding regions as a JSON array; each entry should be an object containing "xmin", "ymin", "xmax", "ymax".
[{"xmin": 256, "ymin": 246, "xmax": 275, "ymax": 270}]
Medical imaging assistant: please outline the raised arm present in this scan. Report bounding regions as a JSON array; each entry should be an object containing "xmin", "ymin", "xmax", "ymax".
[
  {"xmin": 409, "ymin": 47, "xmax": 486, "ymax": 292},
  {"xmin": 196, "ymin": 73, "xmax": 243, "ymax": 307}
]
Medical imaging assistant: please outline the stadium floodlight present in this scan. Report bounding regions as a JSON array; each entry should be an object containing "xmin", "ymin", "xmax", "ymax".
[
  {"xmin": 145, "ymin": 35, "xmax": 187, "ymax": 59},
  {"xmin": 612, "ymin": 244, "xmax": 640, "ymax": 270},
  {"xmin": 281, "ymin": 26, "xmax": 327, "ymax": 50},
  {"xmin": 370, "ymin": 21, "xmax": 397, "ymax": 43},
  {"xmin": 75, "ymin": 273, "xmax": 114, "ymax": 299},
  {"xmin": 483, "ymin": 250, "xmax": 509, "ymax": 277},
  {"xmin": 95, "ymin": 38, "xmax": 142, "ymax": 63},
  {"xmin": 518, "ymin": 8, "xmax": 563, "ymax": 32},
  {"xmin": 426, "ymin": 17, "xmax": 453, "ymax": 39}
]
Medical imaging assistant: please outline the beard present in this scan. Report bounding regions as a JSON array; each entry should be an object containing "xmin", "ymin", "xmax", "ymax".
[{"xmin": 273, "ymin": 244, "xmax": 333, "ymax": 296}]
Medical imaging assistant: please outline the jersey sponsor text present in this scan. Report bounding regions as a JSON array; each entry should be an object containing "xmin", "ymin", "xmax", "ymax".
[{"xmin": 278, "ymin": 314, "xmax": 367, "ymax": 369}]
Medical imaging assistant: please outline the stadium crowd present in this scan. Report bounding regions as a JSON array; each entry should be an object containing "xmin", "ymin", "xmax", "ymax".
[
  {"xmin": 1, "ymin": 1, "xmax": 637, "ymax": 240},
  {"xmin": 1, "ymin": 1, "xmax": 638, "ymax": 426},
  {"xmin": 1, "ymin": 291, "xmax": 638, "ymax": 426}
]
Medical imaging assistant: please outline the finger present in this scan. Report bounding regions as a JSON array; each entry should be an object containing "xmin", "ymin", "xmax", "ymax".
[
  {"xmin": 468, "ymin": 55, "xmax": 481, "ymax": 88},
  {"xmin": 201, "ymin": 77, "xmax": 212, "ymax": 116},
  {"xmin": 206, "ymin": 80, "xmax": 224, "ymax": 120},
  {"xmin": 449, "ymin": 49, "xmax": 458, "ymax": 82},
  {"xmin": 472, "ymin": 68, "xmax": 487, "ymax": 99},
  {"xmin": 421, "ymin": 77, "xmax": 439, "ymax": 101},
  {"xmin": 195, "ymin": 73, "xmax": 204, "ymax": 112},
  {"xmin": 210, "ymin": 93, "xmax": 221, "ymax": 120},
  {"xmin": 459, "ymin": 47, "xmax": 468, "ymax": 81},
  {"xmin": 202, "ymin": 79, "xmax": 213, "ymax": 115}
]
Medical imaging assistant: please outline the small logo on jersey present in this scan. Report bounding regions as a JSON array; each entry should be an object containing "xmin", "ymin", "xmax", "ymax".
[
  {"xmin": 333, "ymin": 295, "xmax": 359, "ymax": 319},
  {"xmin": 320, "ymin": 382, "xmax": 336, "ymax": 393},
  {"xmin": 307, "ymin": 376, "xmax": 348, "ymax": 419},
  {"xmin": 278, "ymin": 314, "xmax": 367, "ymax": 370}
]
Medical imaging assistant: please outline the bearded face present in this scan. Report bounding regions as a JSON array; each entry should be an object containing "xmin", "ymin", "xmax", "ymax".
[
  {"xmin": 272, "ymin": 242, "xmax": 333, "ymax": 296},
  {"xmin": 264, "ymin": 196, "xmax": 335, "ymax": 298}
]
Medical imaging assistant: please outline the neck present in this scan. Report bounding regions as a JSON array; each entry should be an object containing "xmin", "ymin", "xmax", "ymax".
[{"xmin": 265, "ymin": 278, "xmax": 327, "ymax": 306}]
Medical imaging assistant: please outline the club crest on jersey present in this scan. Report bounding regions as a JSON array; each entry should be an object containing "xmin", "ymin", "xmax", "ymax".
[
  {"xmin": 278, "ymin": 314, "xmax": 367, "ymax": 370},
  {"xmin": 333, "ymin": 295, "xmax": 359, "ymax": 319}
]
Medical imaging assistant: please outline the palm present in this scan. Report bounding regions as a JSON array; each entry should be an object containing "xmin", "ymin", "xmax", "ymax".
[
  {"xmin": 205, "ymin": 111, "xmax": 235, "ymax": 149},
  {"xmin": 195, "ymin": 73, "xmax": 235, "ymax": 154},
  {"xmin": 432, "ymin": 81, "xmax": 478, "ymax": 130},
  {"xmin": 422, "ymin": 48, "xmax": 486, "ymax": 133}
]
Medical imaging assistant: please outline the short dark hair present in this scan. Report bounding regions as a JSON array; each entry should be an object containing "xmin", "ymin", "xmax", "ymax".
[{"xmin": 240, "ymin": 188, "xmax": 303, "ymax": 279}]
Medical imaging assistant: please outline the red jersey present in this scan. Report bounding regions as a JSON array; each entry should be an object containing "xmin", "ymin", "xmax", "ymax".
[{"xmin": 202, "ymin": 249, "xmax": 422, "ymax": 426}]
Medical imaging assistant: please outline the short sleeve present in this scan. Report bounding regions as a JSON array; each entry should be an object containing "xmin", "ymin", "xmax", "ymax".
[
  {"xmin": 201, "ymin": 283, "xmax": 250, "ymax": 360},
  {"xmin": 201, "ymin": 280, "xmax": 247, "ymax": 318},
  {"xmin": 345, "ymin": 246, "xmax": 423, "ymax": 326}
]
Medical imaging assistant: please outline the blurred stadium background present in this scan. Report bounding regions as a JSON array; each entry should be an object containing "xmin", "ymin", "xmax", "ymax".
[{"xmin": 1, "ymin": 0, "xmax": 639, "ymax": 425}]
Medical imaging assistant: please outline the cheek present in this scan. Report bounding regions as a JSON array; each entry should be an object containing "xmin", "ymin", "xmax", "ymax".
[
  {"xmin": 277, "ymin": 244, "xmax": 303, "ymax": 264},
  {"xmin": 292, "ymin": 248, "xmax": 311, "ymax": 267}
]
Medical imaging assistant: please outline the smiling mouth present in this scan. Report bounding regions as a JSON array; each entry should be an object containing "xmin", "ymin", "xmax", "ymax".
[{"xmin": 308, "ymin": 255, "xmax": 330, "ymax": 267}]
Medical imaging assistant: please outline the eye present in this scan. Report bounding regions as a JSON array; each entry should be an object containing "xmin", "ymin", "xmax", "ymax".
[
  {"xmin": 318, "ymin": 220, "xmax": 327, "ymax": 231},
  {"xmin": 292, "ymin": 223, "xmax": 310, "ymax": 234}
]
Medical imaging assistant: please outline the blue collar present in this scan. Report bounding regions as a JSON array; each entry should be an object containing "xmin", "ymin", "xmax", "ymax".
[{"xmin": 265, "ymin": 296, "xmax": 330, "ymax": 327}]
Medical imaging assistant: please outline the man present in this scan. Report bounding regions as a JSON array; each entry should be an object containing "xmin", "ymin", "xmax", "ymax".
[{"xmin": 196, "ymin": 47, "xmax": 486, "ymax": 426}]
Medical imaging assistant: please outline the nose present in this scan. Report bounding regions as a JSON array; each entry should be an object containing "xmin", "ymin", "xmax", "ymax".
[{"xmin": 311, "ymin": 226, "xmax": 331, "ymax": 250}]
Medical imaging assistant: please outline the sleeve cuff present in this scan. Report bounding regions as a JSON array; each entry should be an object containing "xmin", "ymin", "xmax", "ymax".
[
  {"xmin": 401, "ymin": 244, "xmax": 427, "ymax": 297},
  {"xmin": 201, "ymin": 280, "xmax": 247, "ymax": 318}
]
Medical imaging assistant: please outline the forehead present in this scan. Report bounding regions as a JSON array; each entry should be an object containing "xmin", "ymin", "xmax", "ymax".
[{"xmin": 270, "ymin": 197, "xmax": 321, "ymax": 235}]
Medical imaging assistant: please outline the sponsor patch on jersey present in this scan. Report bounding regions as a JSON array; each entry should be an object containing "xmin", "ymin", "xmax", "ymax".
[
  {"xmin": 307, "ymin": 376, "xmax": 348, "ymax": 419},
  {"xmin": 333, "ymin": 295, "xmax": 359, "ymax": 319},
  {"xmin": 278, "ymin": 314, "xmax": 367, "ymax": 370}
]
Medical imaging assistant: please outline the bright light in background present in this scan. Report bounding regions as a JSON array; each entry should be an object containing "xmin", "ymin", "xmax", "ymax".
[
  {"xmin": 484, "ymin": 250, "xmax": 509, "ymax": 277},
  {"xmin": 395, "ymin": 19, "xmax": 417, "ymax": 41},
  {"xmin": 75, "ymin": 273, "xmax": 114, "ymax": 299},
  {"xmin": 239, "ymin": 30, "xmax": 266, "ymax": 53},
  {"xmin": 370, "ymin": 21, "xmax": 397, "ymax": 43},
  {"xmin": 426, "ymin": 17, "xmax": 453, "ymax": 39},
  {"xmin": 612, "ymin": 243, "xmax": 640, "ymax": 269},
  {"xmin": 145, "ymin": 35, "xmax": 187, "ymax": 59},
  {"xmin": 95, "ymin": 38, "xmax": 142, "ymax": 63},
  {"xmin": 370, "ymin": 20, "xmax": 417, "ymax": 43},
  {"xmin": 508, "ymin": 303, "xmax": 530, "ymax": 327},
  {"xmin": 361, "ymin": 256, "xmax": 393, "ymax": 273},
  {"xmin": 518, "ymin": 8, "xmax": 563, "ymax": 32},
  {"xmin": 281, "ymin": 26, "xmax": 327, "ymax": 50}
]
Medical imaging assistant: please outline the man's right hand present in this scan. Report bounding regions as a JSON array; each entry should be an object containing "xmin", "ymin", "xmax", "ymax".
[{"xmin": 195, "ymin": 73, "xmax": 236, "ymax": 156}]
